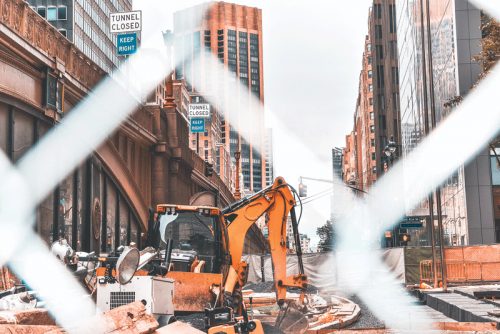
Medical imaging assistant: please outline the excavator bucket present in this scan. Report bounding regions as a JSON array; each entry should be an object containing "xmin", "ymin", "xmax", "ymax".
[{"xmin": 275, "ymin": 302, "xmax": 308, "ymax": 334}]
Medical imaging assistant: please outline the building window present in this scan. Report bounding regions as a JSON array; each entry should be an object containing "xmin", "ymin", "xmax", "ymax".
[
  {"xmin": 389, "ymin": 40, "xmax": 397, "ymax": 59},
  {"xmin": 370, "ymin": 112, "xmax": 374, "ymax": 120},
  {"xmin": 392, "ymin": 67, "xmax": 399, "ymax": 86},
  {"xmin": 379, "ymin": 115, "xmax": 386, "ymax": 130},
  {"xmin": 204, "ymin": 140, "xmax": 208, "ymax": 148},
  {"xmin": 368, "ymin": 70, "xmax": 373, "ymax": 78},
  {"xmin": 58, "ymin": 6, "xmax": 67, "ymax": 20},
  {"xmin": 367, "ymin": 43, "xmax": 372, "ymax": 52},
  {"xmin": 368, "ymin": 56, "xmax": 372, "ymax": 64},
  {"xmin": 376, "ymin": 45, "xmax": 384, "ymax": 60},
  {"xmin": 371, "ymin": 139, "xmax": 375, "ymax": 147},
  {"xmin": 37, "ymin": 6, "xmax": 46, "ymax": 18},
  {"xmin": 389, "ymin": 4, "xmax": 396, "ymax": 33},
  {"xmin": 47, "ymin": 7, "xmax": 57, "ymax": 21},
  {"xmin": 374, "ymin": 3, "xmax": 382, "ymax": 19},
  {"xmin": 369, "ymin": 98, "xmax": 373, "ymax": 106},
  {"xmin": 377, "ymin": 65, "xmax": 385, "ymax": 88},
  {"xmin": 372, "ymin": 153, "xmax": 376, "ymax": 160},
  {"xmin": 375, "ymin": 25, "xmax": 383, "ymax": 40},
  {"xmin": 378, "ymin": 94, "xmax": 385, "ymax": 111},
  {"xmin": 368, "ymin": 84, "xmax": 373, "ymax": 92},
  {"xmin": 370, "ymin": 125, "xmax": 375, "ymax": 133},
  {"xmin": 58, "ymin": 29, "xmax": 67, "ymax": 37}
]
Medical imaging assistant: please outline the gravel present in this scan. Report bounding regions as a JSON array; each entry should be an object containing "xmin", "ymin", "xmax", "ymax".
[{"xmin": 344, "ymin": 294, "xmax": 385, "ymax": 330}]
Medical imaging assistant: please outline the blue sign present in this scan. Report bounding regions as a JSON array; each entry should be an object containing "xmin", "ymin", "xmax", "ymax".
[
  {"xmin": 400, "ymin": 222, "xmax": 423, "ymax": 229},
  {"xmin": 117, "ymin": 33, "xmax": 137, "ymax": 55},
  {"xmin": 190, "ymin": 118, "xmax": 205, "ymax": 133},
  {"xmin": 399, "ymin": 216, "xmax": 424, "ymax": 229}
]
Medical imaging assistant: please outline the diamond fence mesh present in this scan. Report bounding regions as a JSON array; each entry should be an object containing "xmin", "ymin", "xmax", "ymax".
[{"xmin": 0, "ymin": 0, "xmax": 499, "ymax": 332}]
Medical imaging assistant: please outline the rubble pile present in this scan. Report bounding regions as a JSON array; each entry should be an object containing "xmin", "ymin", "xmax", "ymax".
[
  {"xmin": 241, "ymin": 282, "xmax": 361, "ymax": 333},
  {"xmin": 0, "ymin": 301, "xmax": 203, "ymax": 334}
]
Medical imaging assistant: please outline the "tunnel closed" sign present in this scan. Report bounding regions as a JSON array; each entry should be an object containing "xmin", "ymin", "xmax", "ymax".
[{"xmin": 110, "ymin": 11, "xmax": 142, "ymax": 33}]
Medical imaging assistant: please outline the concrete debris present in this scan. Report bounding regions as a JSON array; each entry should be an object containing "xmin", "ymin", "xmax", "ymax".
[
  {"xmin": 306, "ymin": 296, "xmax": 361, "ymax": 332},
  {"xmin": 0, "ymin": 309, "xmax": 55, "ymax": 326},
  {"xmin": 154, "ymin": 321, "xmax": 205, "ymax": 333},
  {"xmin": 98, "ymin": 301, "xmax": 159, "ymax": 333},
  {"xmin": 0, "ymin": 324, "xmax": 63, "ymax": 333},
  {"xmin": 0, "ymin": 301, "xmax": 208, "ymax": 334},
  {"xmin": 241, "ymin": 283, "xmax": 362, "ymax": 332}
]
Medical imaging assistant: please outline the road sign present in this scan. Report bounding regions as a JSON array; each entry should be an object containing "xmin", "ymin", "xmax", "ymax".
[
  {"xmin": 405, "ymin": 216, "xmax": 422, "ymax": 222},
  {"xmin": 190, "ymin": 118, "xmax": 205, "ymax": 133},
  {"xmin": 399, "ymin": 216, "xmax": 424, "ymax": 229},
  {"xmin": 117, "ymin": 33, "xmax": 137, "ymax": 55},
  {"xmin": 188, "ymin": 104, "xmax": 210, "ymax": 118},
  {"xmin": 400, "ymin": 222, "xmax": 423, "ymax": 228},
  {"xmin": 110, "ymin": 11, "xmax": 142, "ymax": 33}
]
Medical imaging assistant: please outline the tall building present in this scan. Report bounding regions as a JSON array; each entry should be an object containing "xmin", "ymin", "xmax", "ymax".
[
  {"xmin": 27, "ymin": 0, "xmax": 131, "ymax": 72},
  {"xmin": 343, "ymin": 0, "xmax": 399, "ymax": 191},
  {"xmin": 370, "ymin": 0, "xmax": 400, "ymax": 175},
  {"xmin": 343, "ymin": 132, "xmax": 357, "ymax": 185},
  {"xmin": 173, "ymin": 2, "xmax": 267, "ymax": 193},
  {"xmin": 396, "ymin": 0, "xmax": 495, "ymax": 244},
  {"xmin": 264, "ymin": 128, "xmax": 274, "ymax": 186},
  {"xmin": 299, "ymin": 234, "xmax": 311, "ymax": 254}
]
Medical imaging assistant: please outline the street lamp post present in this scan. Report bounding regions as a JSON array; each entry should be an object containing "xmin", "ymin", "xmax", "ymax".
[
  {"xmin": 383, "ymin": 137, "xmax": 398, "ymax": 247},
  {"xmin": 234, "ymin": 151, "xmax": 241, "ymax": 200}
]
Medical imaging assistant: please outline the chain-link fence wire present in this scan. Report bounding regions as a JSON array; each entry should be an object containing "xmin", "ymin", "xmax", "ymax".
[{"xmin": 0, "ymin": 0, "xmax": 499, "ymax": 332}]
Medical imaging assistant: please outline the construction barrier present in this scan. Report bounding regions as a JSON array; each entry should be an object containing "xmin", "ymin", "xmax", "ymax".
[
  {"xmin": 244, "ymin": 244, "xmax": 500, "ymax": 289},
  {"xmin": 419, "ymin": 244, "xmax": 500, "ymax": 284},
  {"xmin": 243, "ymin": 248, "xmax": 406, "ymax": 290}
]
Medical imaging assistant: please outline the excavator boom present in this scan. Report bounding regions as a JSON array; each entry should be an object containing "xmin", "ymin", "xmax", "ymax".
[{"xmin": 222, "ymin": 177, "xmax": 307, "ymax": 305}]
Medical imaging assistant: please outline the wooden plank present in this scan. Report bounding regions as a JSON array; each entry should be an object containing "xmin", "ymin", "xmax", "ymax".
[
  {"xmin": 432, "ymin": 321, "xmax": 497, "ymax": 331},
  {"xmin": 0, "ymin": 309, "xmax": 55, "ymax": 326},
  {"xmin": 0, "ymin": 325, "xmax": 63, "ymax": 333}
]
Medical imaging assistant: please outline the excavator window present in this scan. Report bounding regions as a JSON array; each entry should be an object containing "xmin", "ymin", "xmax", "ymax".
[{"xmin": 160, "ymin": 211, "xmax": 223, "ymax": 274}]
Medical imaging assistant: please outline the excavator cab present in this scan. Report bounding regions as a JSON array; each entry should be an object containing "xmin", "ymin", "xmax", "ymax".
[{"xmin": 151, "ymin": 205, "xmax": 229, "ymax": 312}]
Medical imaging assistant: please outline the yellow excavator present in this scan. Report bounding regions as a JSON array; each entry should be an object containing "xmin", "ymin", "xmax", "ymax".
[{"xmin": 149, "ymin": 177, "xmax": 309, "ymax": 333}]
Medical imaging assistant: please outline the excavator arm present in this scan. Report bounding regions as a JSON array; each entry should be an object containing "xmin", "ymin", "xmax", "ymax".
[{"xmin": 222, "ymin": 177, "xmax": 307, "ymax": 305}]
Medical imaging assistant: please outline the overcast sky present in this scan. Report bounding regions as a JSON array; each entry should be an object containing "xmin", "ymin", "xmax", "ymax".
[{"xmin": 134, "ymin": 0, "xmax": 373, "ymax": 246}]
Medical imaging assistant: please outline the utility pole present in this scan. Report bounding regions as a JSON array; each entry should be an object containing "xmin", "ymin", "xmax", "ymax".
[{"xmin": 425, "ymin": 0, "xmax": 447, "ymax": 290}]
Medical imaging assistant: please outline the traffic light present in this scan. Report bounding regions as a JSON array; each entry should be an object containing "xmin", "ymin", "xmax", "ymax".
[
  {"xmin": 204, "ymin": 161, "xmax": 214, "ymax": 177},
  {"xmin": 298, "ymin": 183, "xmax": 307, "ymax": 197},
  {"xmin": 399, "ymin": 233, "xmax": 411, "ymax": 244}
]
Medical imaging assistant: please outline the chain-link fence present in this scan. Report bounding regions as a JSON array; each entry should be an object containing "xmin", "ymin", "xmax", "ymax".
[{"xmin": 0, "ymin": 0, "xmax": 499, "ymax": 332}]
